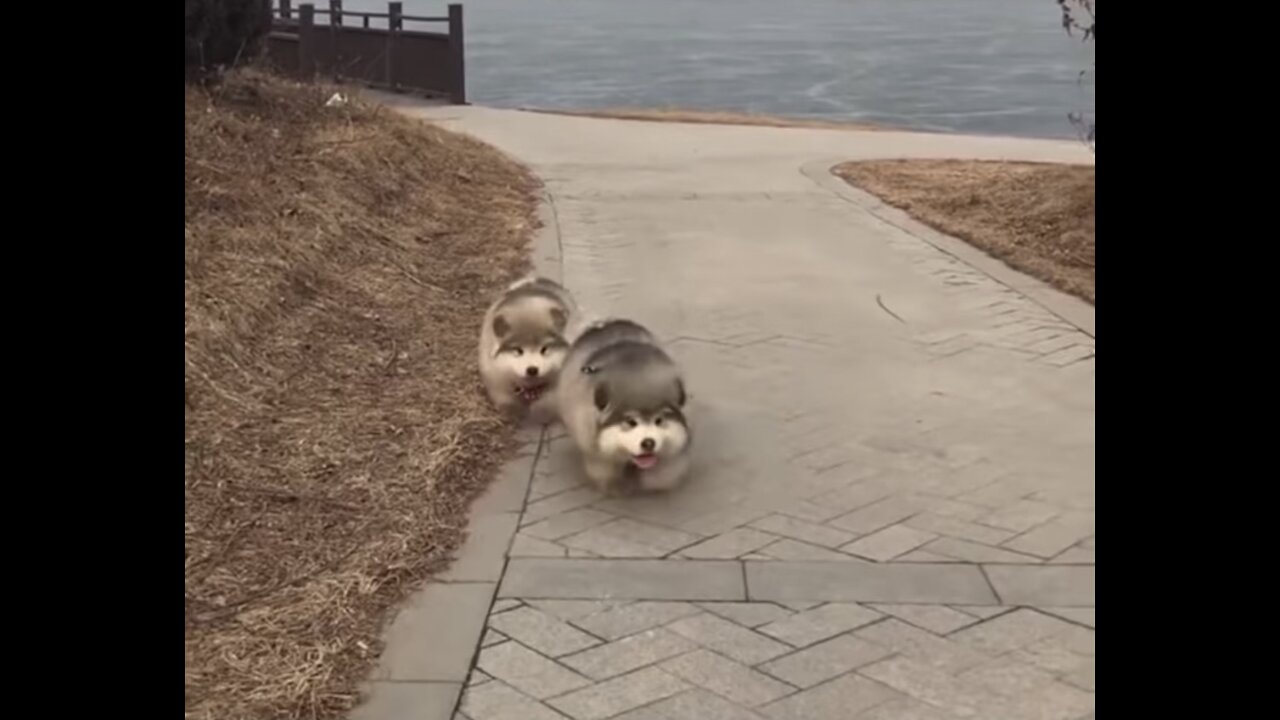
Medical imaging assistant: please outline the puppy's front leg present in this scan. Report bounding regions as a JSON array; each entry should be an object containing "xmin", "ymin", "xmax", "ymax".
[{"xmin": 583, "ymin": 455, "xmax": 624, "ymax": 495}]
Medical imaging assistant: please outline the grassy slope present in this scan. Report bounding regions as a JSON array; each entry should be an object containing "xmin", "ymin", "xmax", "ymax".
[
  {"xmin": 185, "ymin": 70, "xmax": 538, "ymax": 720},
  {"xmin": 836, "ymin": 160, "xmax": 1095, "ymax": 303}
]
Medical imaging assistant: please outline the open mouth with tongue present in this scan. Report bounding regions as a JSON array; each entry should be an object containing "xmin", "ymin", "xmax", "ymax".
[
  {"xmin": 631, "ymin": 453, "xmax": 659, "ymax": 470},
  {"xmin": 515, "ymin": 383, "xmax": 547, "ymax": 403}
]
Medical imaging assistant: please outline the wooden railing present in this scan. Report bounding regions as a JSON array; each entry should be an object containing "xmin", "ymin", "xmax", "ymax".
[{"xmin": 265, "ymin": 1, "xmax": 465, "ymax": 103}]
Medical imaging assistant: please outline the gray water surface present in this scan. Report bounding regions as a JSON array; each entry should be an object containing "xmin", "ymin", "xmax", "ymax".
[{"xmin": 341, "ymin": 0, "xmax": 1095, "ymax": 139}]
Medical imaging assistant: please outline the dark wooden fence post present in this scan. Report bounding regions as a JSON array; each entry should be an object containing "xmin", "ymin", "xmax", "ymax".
[
  {"xmin": 329, "ymin": 0, "xmax": 343, "ymax": 80},
  {"xmin": 281, "ymin": 0, "xmax": 292, "ymax": 20},
  {"xmin": 386, "ymin": 2, "xmax": 403, "ymax": 91},
  {"xmin": 448, "ymin": 4, "xmax": 466, "ymax": 104},
  {"xmin": 298, "ymin": 4, "xmax": 316, "ymax": 77},
  {"xmin": 261, "ymin": 0, "xmax": 274, "ymax": 27}
]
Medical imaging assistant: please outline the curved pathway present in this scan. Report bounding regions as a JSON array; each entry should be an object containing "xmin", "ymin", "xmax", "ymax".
[{"xmin": 355, "ymin": 102, "xmax": 1095, "ymax": 720}]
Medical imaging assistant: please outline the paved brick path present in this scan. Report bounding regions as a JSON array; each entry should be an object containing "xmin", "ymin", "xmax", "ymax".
[{"xmin": 354, "ymin": 102, "xmax": 1095, "ymax": 720}]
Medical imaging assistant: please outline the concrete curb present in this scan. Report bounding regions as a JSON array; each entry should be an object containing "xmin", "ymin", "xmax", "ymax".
[
  {"xmin": 801, "ymin": 158, "xmax": 1095, "ymax": 338},
  {"xmin": 348, "ymin": 196, "xmax": 565, "ymax": 720},
  {"xmin": 495, "ymin": 559, "xmax": 1092, "ymax": 608}
]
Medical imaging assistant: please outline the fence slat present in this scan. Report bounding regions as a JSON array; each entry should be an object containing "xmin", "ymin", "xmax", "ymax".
[
  {"xmin": 298, "ymin": 4, "xmax": 316, "ymax": 76},
  {"xmin": 386, "ymin": 2, "xmax": 403, "ymax": 91},
  {"xmin": 329, "ymin": 0, "xmax": 343, "ymax": 79},
  {"xmin": 448, "ymin": 4, "xmax": 465, "ymax": 104}
]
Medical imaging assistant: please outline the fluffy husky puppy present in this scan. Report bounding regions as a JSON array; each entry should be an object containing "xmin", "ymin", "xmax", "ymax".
[
  {"xmin": 557, "ymin": 319, "xmax": 691, "ymax": 493},
  {"xmin": 478, "ymin": 276, "xmax": 578, "ymax": 421}
]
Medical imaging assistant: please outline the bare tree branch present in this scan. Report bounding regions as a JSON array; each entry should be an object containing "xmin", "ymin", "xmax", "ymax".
[{"xmin": 1055, "ymin": 0, "xmax": 1095, "ymax": 153}]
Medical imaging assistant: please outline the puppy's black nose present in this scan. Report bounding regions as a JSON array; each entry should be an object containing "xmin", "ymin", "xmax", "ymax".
[
  {"xmin": 640, "ymin": 438, "xmax": 656, "ymax": 452},
  {"xmin": 526, "ymin": 366, "xmax": 539, "ymax": 377}
]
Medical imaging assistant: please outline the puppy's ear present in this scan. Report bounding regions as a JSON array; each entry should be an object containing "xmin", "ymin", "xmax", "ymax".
[
  {"xmin": 593, "ymin": 383, "xmax": 610, "ymax": 411},
  {"xmin": 675, "ymin": 379, "xmax": 687, "ymax": 408},
  {"xmin": 492, "ymin": 314, "xmax": 510, "ymax": 339},
  {"xmin": 549, "ymin": 307, "xmax": 567, "ymax": 332}
]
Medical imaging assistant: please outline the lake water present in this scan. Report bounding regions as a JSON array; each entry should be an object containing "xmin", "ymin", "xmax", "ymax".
[{"xmin": 336, "ymin": 0, "xmax": 1095, "ymax": 139}]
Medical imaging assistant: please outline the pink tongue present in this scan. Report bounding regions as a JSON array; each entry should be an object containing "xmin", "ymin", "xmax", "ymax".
[{"xmin": 632, "ymin": 454, "xmax": 658, "ymax": 469}]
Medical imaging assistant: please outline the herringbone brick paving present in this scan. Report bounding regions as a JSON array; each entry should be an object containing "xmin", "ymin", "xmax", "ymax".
[
  {"xmin": 458, "ymin": 603, "xmax": 1093, "ymax": 720},
  {"xmin": 377, "ymin": 105, "xmax": 1094, "ymax": 720}
]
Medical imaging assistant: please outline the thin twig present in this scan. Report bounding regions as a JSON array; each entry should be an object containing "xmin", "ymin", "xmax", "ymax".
[
  {"xmin": 395, "ymin": 263, "xmax": 445, "ymax": 293},
  {"xmin": 384, "ymin": 339, "xmax": 400, "ymax": 375},
  {"xmin": 876, "ymin": 293, "xmax": 906, "ymax": 323}
]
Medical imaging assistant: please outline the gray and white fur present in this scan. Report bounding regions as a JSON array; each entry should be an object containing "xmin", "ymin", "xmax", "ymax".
[
  {"xmin": 478, "ymin": 276, "xmax": 580, "ymax": 422},
  {"xmin": 557, "ymin": 319, "xmax": 691, "ymax": 493}
]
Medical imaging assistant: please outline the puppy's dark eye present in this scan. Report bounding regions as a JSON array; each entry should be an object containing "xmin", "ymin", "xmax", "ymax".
[
  {"xmin": 625, "ymin": 418, "xmax": 638, "ymax": 429},
  {"xmin": 654, "ymin": 416, "xmax": 665, "ymax": 427},
  {"xmin": 512, "ymin": 348, "xmax": 524, "ymax": 357},
  {"xmin": 540, "ymin": 346, "xmax": 550, "ymax": 356}
]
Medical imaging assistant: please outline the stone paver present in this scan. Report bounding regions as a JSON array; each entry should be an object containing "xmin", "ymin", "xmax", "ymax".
[
  {"xmin": 698, "ymin": 601, "xmax": 794, "ymax": 628},
  {"xmin": 523, "ymin": 508, "xmax": 615, "ymax": 541},
  {"xmin": 1038, "ymin": 606, "xmax": 1095, "ymax": 628},
  {"xmin": 349, "ymin": 103, "xmax": 1095, "ymax": 720},
  {"xmin": 487, "ymin": 606, "xmax": 601, "ymax": 657},
  {"xmin": 460, "ymin": 681, "xmax": 568, "ymax": 720},
  {"xmin": 571, "ymin": 601, "xmax": 702, "ymax": 640},
  {"xmin": 561, "ymin": 518, "xmax": 701, "ymax": 558},
  {"xmin": 548, "ymin": 667, "xmax": 690, "ymax": 720},
  {"xmin": 855, "ymin": 698, "xmax": 959, "ymax": 720},
  {"xmin": 759, "ymin": 633, "xmax": 892, "ymax": 688},
  {"xmin": 477, "ymin": 641, "xmax": 591, "ymax": 699},
  {"xmin": 439, "ymin": 513, "xmax": 521, "ymax": 582},
  {"xmin": 854, "ymin": 619, "xmax": 991, "ymax": 674},
  {"xmin": 745, "ymin": 561, "xmax": 998, "ymax": 604},
  {"xmin": 501, "ymin": 558, "xmax": 746, "ymax": 601},
  {"xmin": 645, "ymin": 688, "xmax": 770, "ymax": 720},
  {"xmin": 666, "ymin": 613, "xmax": 792, "ymax": 665},
  {"xmin": 842, "ymin": 524, "xmax": 938, "ymax": 561},
  {"xmin": 1001, "ymin": 512, "xmax": 1096, "ymax": 559},
  {"xmin": 867, "ymin": 604, "xmax": 981, "ymax": 635},
  {"xmin": 984, "ymin": 565, "xmax": 1096, "ymax": 607},
  {"xmin": 660, "ymin": 649, "xmax": 794, "ymax": 707},
  {"xmin": 372, "ymin": 582, "xmax": 497, "ymax": 682},
  {"xmin": 756, "ymin": 603, "xmax": 883, "ymax": 647},
  {"xmin": 561, "ymin": 628, "xmax": 696, "ymax": 680},
  {"xmin": 762, "ymin": 674, "xmax": 901, "ymax": 719},
  {"xmin": 859, "ymin": 656, "xmax": 1004, "ymax": 717},
  {"xmin": 680, "ymin": 527, "xmax": 778, "ymax": 559},
  {"xmin": 511, "ymin": 532, "xmax": 569, "ymax": 558},
  {"xmin": 351, "ymin": 682, "xmax": 461, "ymax": 720},
  {"xmin": 949, "ymin": 609, "xmax": 1077, "ymax": 656},
  {"xmin": 749, "ymin": 515, "xmax": 857, "ymax": 549},
  {"xmin": 920, "ymin": 537, "xmax": 1044, "ymax": 564}
]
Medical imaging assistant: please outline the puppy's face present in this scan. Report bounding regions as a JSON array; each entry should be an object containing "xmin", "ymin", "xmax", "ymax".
[
  {"xmin": 491, "ymin": 312, "xmax": 569, "ymax": 403},
  {"xmin": 594, "ymin": 379, "xmax": 689, "ymax": 469},
  {"xmin": 596, "ymin": 408, "xmax": 690, "ymax": 469}
]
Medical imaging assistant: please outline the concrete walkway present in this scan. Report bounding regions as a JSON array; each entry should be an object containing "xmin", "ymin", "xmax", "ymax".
[{"xmin": 355, "ymin": 104, "xmax": 1095, "ymax": 720}]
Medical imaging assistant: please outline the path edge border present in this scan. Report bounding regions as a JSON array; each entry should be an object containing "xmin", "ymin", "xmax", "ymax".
[
  {"xmin": 801, "ymin": 158, "xmax": 1095, "ymax": 338},
  {"xmin": 347, "ymin": 193, "xmax": 563, "ymax": 720}
]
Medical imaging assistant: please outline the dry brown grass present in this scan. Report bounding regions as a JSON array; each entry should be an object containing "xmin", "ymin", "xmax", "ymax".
[
  {"xmin": 835, "ymin": 160, "xmax": 1095, "ymax": 302},
  {"xmin": 524, "ymin": 106, "xmax": 891, "ymax": 132},
  {"xmin": 184, "ymin": 70, "xmax": 539, "ymax": 720}
]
